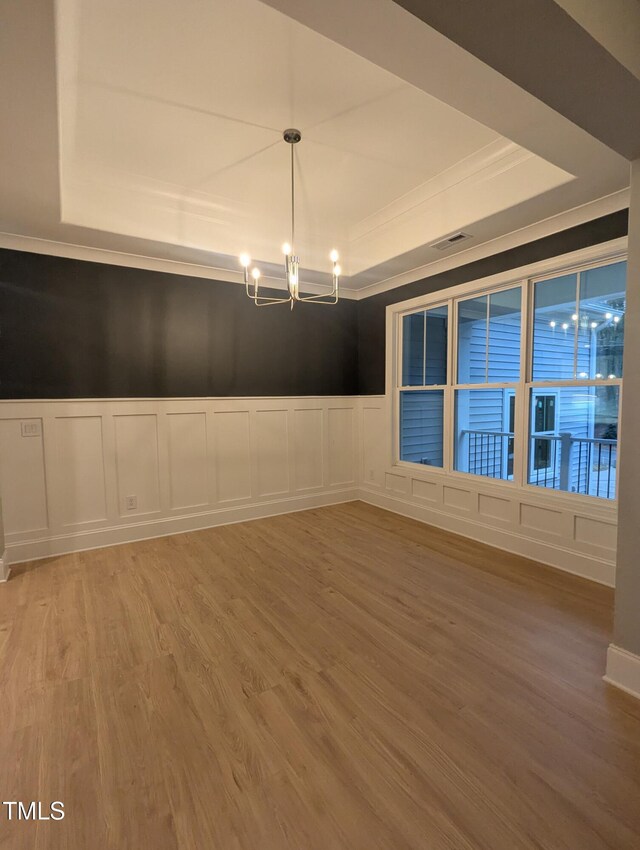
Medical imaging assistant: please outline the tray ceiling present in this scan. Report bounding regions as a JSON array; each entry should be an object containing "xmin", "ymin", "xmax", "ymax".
[{"xmin": 56, "ymin": 0, "xmax": 571, "ymax": 283}]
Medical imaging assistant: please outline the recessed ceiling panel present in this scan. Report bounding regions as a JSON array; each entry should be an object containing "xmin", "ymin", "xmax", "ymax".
[{"xmin": 57, "ymin": 0, "xmax": 572, "ymax": 278}]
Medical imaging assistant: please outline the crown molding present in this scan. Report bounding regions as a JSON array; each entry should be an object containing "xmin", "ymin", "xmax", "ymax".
[
  {"xmin": 352, "ymin": 189, "xmax": 629, "ymax": 299},
  {"xmin": 0, "ymin": 187, "xmax": 628, "ymax": 302},
  {"xmin": 0, "ymin": 232, "xmax": 359, "ymax": 299}
]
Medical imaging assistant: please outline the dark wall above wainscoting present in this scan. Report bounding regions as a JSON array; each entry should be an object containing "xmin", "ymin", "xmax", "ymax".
[
  {"xmin": 357, "ymin": 210, "xmax": 629, "ymax": 395},
  {"xmin": 0, "ymin": 210, "xmax": 629, "ymax": 400},
  {"xmin": 0, "ymin": 250, "xmax": 358, "ymax": 398}
]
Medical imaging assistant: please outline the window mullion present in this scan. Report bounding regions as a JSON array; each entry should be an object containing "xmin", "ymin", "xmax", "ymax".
[
  {"xmin": 573, "ymin": 272, "xmax": 580, "ymax": 380},
  {"xmin": 485, "ymin": 295, "xmax": 490, "ymax": 383},
  {"xmin": 422, "ymin": 310, "xmax": 426, "ymax": 387},
  {"xmin": 513, "ymin": 281, "xmax": 529, "ymax": 489}
]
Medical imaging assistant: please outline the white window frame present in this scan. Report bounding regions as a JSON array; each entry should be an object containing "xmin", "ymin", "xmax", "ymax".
[{"xmin": 386, "ymin": 238, "xmax": 627, "ymax": 510}]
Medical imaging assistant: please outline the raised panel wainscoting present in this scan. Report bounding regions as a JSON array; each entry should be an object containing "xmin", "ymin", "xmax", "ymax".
[
  {"xmin": 357, "ymin": 396, "xmax": 618, "ymax": 587},
  {"xmin": 0, "ymin": 398, "xmax": 359, "ymax": 565}
]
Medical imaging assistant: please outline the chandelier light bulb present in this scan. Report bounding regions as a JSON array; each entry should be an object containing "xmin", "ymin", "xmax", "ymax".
[
  {"xmin": 330, "ymin": 249, "xmax": 339, "ymax": 263},
  {"xmin": 605, "ymin": 312, "xmax": 613, "ymax": 319},
  {"xmin": 282, "ymin": 243, "xmax": 291, "ymax": 255},
  {"xmin": 614, "ymin": 315, "xmax": 621, "ymax": 323},
  {"xmin": 239, "ymin": 253, "xmax": 251, "ymax": 268},
  {"xmin": 251, "ymin": 267, "xmax": 261, "ymax": 280},
  {"xmin": 549, "ymin": 321, "xmax": 556, "ymax": 328},
  {"xmin": 608, "ymin": 374, "xmax": 616, "ymax": 380},
  {"xmin": 596, "ymin": 373, "xmax": 603, "ymax": 379},
  {"xmin": 572, "ymin": 314, "xmax": 578, "ymax": 321},
  {"xmin": 562, "ymin": 323, "xmax": 569, "ymax": 330},
  {"xmin": 590, "ymin": 321, "xmax": 598, "ymax": 329},
  {"xmin": 333, "ymin": 264, "xmax": 342, "ymax": 277}
]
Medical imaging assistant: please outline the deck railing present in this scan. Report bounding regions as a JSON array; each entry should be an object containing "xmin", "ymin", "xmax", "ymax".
[
  {"xmin": 463, "ymin": 430, "xmax": 513, "ymax": 479},
  {"xmin": 460, "ymin": 430, "xmax": 617, "ymax": 499},
  {"xmin": 530, "ymin": 434, "xmax": 617, "ymax": 499}
]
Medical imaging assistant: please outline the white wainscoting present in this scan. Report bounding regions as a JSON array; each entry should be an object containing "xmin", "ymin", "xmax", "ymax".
[
  {"xmin": 0, "ymin": 395, "xmax": 619, "ymax": 586},
  {"xmin": 357, "ymin": 396, "xmax": 618, "ymax": 586},
  {"xmin": 0, "ymin": 397, "xmax": 359, "ymax": 564}
]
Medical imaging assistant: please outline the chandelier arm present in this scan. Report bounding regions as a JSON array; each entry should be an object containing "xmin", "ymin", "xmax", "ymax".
[
  {"xmin": 296, "ymin": 293, "xmax": 339, "ymax": 304},
  {"xmin": 296, "ymin": 279, "xmax": 339, "ymax": 302},
  {"xmin": 248, "ymin": 291, "xmax": 293, "ymax": 305},
  {"xmin": 253, "ymin": 297, "xmax": 294, "ymax": 307},
  {"xmin": 245, "ymin": 267, "xmax": 291, "ymax": 304}
]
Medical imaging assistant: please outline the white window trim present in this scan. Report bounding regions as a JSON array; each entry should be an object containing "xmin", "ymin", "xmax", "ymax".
[{"xmin": 386, "ymin": 237, "xmax": 627, "ymax": 516}]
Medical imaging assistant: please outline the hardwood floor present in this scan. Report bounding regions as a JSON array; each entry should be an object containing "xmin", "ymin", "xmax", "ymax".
[{"xmin": 1, "ymin": 501, "xmax": 639, "ymax": 849}]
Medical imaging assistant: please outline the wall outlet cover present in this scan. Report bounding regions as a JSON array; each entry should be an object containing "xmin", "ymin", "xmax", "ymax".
[{"xmin": 21, "ymin": 420, "xmax": 42, "ymax": 437}]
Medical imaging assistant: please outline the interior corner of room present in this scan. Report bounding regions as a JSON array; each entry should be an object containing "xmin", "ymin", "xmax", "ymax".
[{"xmin": 2, "ymin": 0, "xmax": 640, "ymax": 847}]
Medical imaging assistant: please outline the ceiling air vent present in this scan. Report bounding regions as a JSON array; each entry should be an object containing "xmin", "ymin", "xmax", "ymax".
[{"xmin": 431, "ymin": 231, "xmax": 473, "ymax": 251}]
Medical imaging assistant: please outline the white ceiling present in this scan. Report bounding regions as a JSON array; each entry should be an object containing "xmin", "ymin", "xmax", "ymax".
[
  {"xmin": 0, "ymin": 0, "xmax": 630, "ymax": 292},
  {"xmin": 57, "ymin": 0, "xmax": 575, "ymax": 282}
]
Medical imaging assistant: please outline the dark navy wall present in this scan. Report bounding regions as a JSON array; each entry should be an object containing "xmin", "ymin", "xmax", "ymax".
[
  {"xmin": 0, "ymin": 250, "xmax": 358, "ymax": 398},
  {"xmin": 357, "ymin": 210, "xmax": 629, "ymax": 395}
]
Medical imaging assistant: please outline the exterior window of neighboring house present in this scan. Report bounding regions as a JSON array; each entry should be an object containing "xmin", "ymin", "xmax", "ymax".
[
  {"xmin": 532, "ymin": 393, "xmax": 557, "ymax": 472},
  {"xmin": 396, "ymin": 256, "xmax": 626, "ymax": 501}
]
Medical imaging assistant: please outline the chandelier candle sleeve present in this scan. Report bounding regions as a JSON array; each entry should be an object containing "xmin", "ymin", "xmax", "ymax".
[{"xmin": 239, "ymin": 129, "xmax": 340, "ymax": 308}]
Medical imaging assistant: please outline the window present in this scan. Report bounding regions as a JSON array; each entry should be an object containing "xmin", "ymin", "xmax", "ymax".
[
  {"xmin": 396, "ymin": 255, "xmax": 626, "ymax": 502},
  {"xmin": 532, "ymin": 262, "xmax": 626, "ymax": 382},
  {"xmin": 454, "ymin": 286, "xmax": 521, "ymax": 481},
  {"xmin": 528, "ymin": 386, "xmax": 619, "ymax": 499},
  {"xmin": 455, "ymin": 389, "xmax": 515, "ymax": 479},
  {"xmin": 399, "ymin": 390, "xmax": 444, "ymax": 467},
  {"xmin": 401, "ymin": 305, "xmax": 448, "ymax": 386},
  {"xmin": 399, "ymin": 305, "xmax": 448, "ymax": 467},
  {"xmin": 457, "ymin": 287, "xmax": 521, "ymax": 383}
]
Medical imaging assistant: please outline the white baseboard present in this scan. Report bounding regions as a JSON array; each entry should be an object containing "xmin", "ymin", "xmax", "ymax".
[
  {"xmin": 359, "ymin": 487, "xmax": 616, "ymax": 586},
  {"xmin": 604, "ymin": 645, "xmax": 640, "ymax": 700},
  {"xmin": 0, "ymin": 550, "xmax": 9, "ymax": 582},
  {"xmin": 5, "ymin": 489, "xmax": 358, "ymax": 565}
]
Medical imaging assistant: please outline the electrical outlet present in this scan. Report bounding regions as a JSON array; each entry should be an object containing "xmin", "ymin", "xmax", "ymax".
[
  {"xmin": 21, "ymin": 420, "xmax": 42, "ymax": 438},
  {"xmin": 125, "ymin": 495, "xmax": 137, "ymax": 511}
]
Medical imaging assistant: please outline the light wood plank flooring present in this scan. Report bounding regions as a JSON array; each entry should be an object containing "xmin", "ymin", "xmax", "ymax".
[{"xmin": 1, "ymin": 501, "xmax": 639, "ymax": 849}]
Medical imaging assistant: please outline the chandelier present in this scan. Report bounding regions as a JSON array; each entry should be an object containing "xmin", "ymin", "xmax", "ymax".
[{"xmin": 239, "ymin": 129, "xmax": 340, "ymax": 308}]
